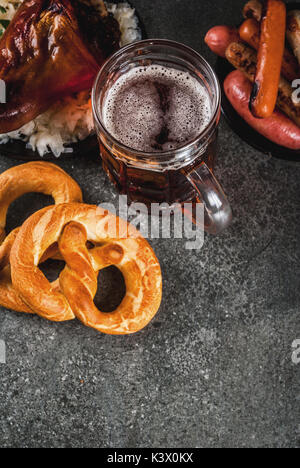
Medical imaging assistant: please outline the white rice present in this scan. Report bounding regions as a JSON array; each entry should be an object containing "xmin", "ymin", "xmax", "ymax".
[{"xmin": 0, "ymin": 1, "xmax": 141, "ymax": 157}]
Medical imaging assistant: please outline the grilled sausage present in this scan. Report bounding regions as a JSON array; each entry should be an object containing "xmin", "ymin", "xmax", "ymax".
[
  {"xmin": 224, "ymin": 70, "xmax": 300, "ymax": 149},
  {"xmin": 204, "ymin": 26, "xmax": 240, "ymax": 58},
  {"xmin": 287, "ymin": 10, "xmax": 300, "ymax": 66},
  {"xmin": 239, "ymin": 18, "xmax": 299, "ymax": 82},
  {"xmin": 239, "ymin": 18, "xmax": 260, "ymax": 49},
  {"xmin": 250, "ymin": 0, "xmax": 286, "ymax": 118},
  {"xmin": 226, "ymin": 42, "xmax": 300, "ymax": 127},
  {"xmin": 225, "ymin": 42, "xmax": 257, "ymax": 81},
  {"xmin": 243, "ymin": 0, "xmax": 263, "ymax": 21}
]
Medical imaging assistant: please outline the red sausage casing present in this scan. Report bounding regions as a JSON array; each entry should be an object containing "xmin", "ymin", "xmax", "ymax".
[
  {"xmin": 224, "ymin": 70, "xmax": 300, "ymax": 150},
  {"xmin": 205, "ymin": 26, "xmax": 240, "ymax": 58}
]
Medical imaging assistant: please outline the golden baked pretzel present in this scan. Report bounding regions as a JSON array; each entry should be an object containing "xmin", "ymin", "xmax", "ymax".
[
  {"xmin": 0, "ymin": 162, "xmax": 82, "ymax": 243},
  {"xmin": 0, "ymin": 230, "xmax": 32, "ymax": 312},
  {"xmin": 59, "ymin": 222, "xmax": 162, "ymax": 334},
  {"xmin": 10, "ymin": 203, "xmax": 162, "ymax": 333},
  {"xmin": 0, "ymin": 162, "xmax": 83, "ymax": 316},
  {"xmin": 0, "ymin": 232, "xmax": 61, "ymax": 313}
]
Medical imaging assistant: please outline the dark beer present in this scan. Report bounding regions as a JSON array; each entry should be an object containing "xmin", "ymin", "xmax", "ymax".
[
  {"xmin": 103, "ymin": 65, "xmax": 211, "ymax": 153},
  {"xmin": 99, "ymin": 64, "xmax": 216, "ymax": 206},
  {"xmin": 93, "ymin": 40, "xmax": 232, "ymax": 234}
]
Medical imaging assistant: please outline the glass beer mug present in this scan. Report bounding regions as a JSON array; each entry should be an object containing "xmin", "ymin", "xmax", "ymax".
[{"xmin": 92, "ymin": 39, "xmax": 232, "ymax": 234}]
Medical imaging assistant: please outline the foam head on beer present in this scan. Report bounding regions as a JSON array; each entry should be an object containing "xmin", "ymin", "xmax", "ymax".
[{"xmin": 103, "ymin": 65, "xmax": 212, "ymax": 152}]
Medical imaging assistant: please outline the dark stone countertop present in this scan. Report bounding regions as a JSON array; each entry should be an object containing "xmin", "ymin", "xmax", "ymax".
[{"xmin": 0, "ymin": 0, "xmax": 299, "ymax": 448}]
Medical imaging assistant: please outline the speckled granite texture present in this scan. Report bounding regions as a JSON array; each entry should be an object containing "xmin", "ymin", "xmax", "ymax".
[{"xmin": 0, "ymin": 0, "xmax": 299, "ymax": 448}]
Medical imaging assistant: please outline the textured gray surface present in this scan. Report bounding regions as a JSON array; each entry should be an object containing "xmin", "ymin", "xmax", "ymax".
[{"xmin": 0, "ymin": 0, "xmax": 300, "ymax": 448}]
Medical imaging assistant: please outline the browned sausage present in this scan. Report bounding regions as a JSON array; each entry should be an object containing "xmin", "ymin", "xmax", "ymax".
[
  {"xmin": 225, "ymin": 42, "xmax": 300, "ymax": 127},
  {"xmin": 243, "ymin": 0, "xmax": 263, "ymax": 21},
  {"xmin": 239, "ymin": 18, "xmax": 260, "ymax": 50},
  {"xmin": 224, "ymin": 70, "xmax": 300, "ymax": 149},
  {"xmin": 239, "ymin": 18, "xmax": 299, "ymax": 82},
  {"xmin": 250, "ymin": 0, "xmax": 286, "ymax": 118},
  {"xmin": 225, "ymin": 42, "xmax": 257, "ymax": 81},
  {"xmin": 204, "ymin": 26, "xmax": 240, "ymax": 58},
  {"xmin": 287, "ymin": 10, "xmax": 300, "ymax": 66}
]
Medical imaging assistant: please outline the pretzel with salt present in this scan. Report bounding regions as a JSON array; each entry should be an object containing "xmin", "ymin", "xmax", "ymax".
[
  {"xmin": 0, "ymin": 162, "xmax": 82, "ymax": 315},
  {"xmin": 10, "ymin": 203, "xmax": 162, "ymax": 333}
]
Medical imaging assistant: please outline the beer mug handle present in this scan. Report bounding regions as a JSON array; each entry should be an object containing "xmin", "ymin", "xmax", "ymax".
[{"xmin": 183, "ymin": 162, "xmax": 232, "ymax": 234}]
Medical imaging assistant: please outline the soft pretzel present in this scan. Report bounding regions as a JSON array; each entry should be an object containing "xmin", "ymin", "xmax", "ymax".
[
  {"xmin": 0, "ymin": 230, "xmax": 32, "ymax": 312},
  {"xmin": 0, "ymin": 232, "xmax": 61, "ymax": 313},
  {"xmin": 10, "ymin": 203, "xmax": 162, "ymax": 333},
  {"xmin": 0, "ymin": 162, "xmax": 82, "ymax": 243},
  {"xmin": 0, "ymin": 162, "xmax": 83, "ymax": 316},
  {"xmin": 59, "ymin": 222, "xmax": 162, "ymax": 334}
]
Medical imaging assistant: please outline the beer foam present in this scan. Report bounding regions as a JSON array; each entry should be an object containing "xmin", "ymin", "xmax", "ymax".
[{"xmin": 102, "ymin": 65, "xmax": 212, "ymax": 152}]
